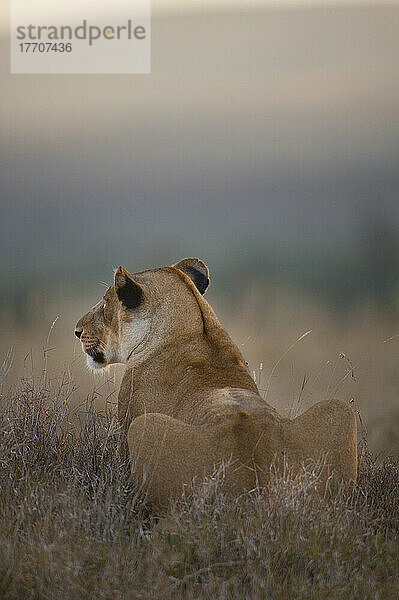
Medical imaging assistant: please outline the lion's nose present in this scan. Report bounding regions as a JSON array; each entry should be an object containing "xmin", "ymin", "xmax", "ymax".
[{"xmin": 75, "ymin": 329, "xmax": 83, "ymax": 339}]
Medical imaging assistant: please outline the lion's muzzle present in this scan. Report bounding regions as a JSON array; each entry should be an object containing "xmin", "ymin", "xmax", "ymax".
[{"xmin": 80, "ymin": 333, "xmax": 106, "ymax": 365}]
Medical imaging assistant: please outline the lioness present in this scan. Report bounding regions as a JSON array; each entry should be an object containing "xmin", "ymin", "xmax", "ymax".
[{"xmin": 75, "ymin": 258, "xmax": 357, "ymax": 504}]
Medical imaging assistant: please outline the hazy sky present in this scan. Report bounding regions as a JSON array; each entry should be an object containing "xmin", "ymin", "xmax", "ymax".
[
  {"xmin": 2, "ymin": 2, "xmax": 399, "ymax": 304},
  {"xmin": 3, "ymin": 0, "xmax": 399, "ymax": 36}
]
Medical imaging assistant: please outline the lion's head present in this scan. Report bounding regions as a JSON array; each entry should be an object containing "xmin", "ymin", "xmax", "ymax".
[{"xmin": 75, "ymin": 258, "xmax": 210, "ymax": 370}]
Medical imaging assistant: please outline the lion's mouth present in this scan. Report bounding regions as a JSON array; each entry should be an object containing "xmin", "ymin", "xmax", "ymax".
[{"xmin": 86, "ymin": 347, "xmax": 106, "ymax": 365}]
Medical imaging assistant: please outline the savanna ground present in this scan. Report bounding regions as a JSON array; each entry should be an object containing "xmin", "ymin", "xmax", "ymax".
[{"xmin": 0, "ymin": 291, "xmax": 398, "ymax": 599}]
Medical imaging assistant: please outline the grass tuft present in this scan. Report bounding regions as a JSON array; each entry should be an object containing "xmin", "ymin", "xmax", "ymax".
[{"xmin": 0, "ymin": 374, "xmax": 398, "ymax": 599}]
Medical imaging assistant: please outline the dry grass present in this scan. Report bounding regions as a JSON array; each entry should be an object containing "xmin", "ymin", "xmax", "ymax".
[{"xmin": 0, "ymin": 369, "xmax": 398, "ymax": 600}]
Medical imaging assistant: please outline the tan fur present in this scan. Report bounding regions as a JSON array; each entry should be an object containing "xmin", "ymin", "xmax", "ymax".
[{"xmin": 75, "ymin": 259, "xmax": 358, "ymax": 505}]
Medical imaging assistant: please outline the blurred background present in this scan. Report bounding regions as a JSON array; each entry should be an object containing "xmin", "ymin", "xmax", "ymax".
[{"xmin": 1, "ymin": 1, "xmax": 399, "ymax": 455}]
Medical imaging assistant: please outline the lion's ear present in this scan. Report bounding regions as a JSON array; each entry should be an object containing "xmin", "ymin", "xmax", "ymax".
[
  {"xmin": 173, "ymin": 258, "xmax": 210, "ymax": 294},
  {"xmin": 114, "ymin": 266, "xmax": 145, "ymax": 310}
]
